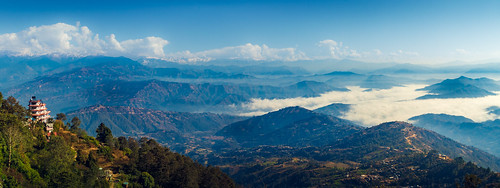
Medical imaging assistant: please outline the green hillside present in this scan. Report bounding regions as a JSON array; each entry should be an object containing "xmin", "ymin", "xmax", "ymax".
[{"xmin": 0, "ymin": 93, "xmax": 235, "ymax": 187}]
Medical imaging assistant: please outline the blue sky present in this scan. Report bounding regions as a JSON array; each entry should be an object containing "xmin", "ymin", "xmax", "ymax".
[{"xmin": 1, "ymin": 0, "xmax": 500, "ymax": 64}]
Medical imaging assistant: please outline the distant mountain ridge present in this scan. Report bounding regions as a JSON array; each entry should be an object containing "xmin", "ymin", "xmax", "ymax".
[
  {"xmin": 7, "ymin": 57, "xmax": 346, "ymax": 113},
  {"xmin": 313, "ymin": 103, "xmax": 351, "ymax": 117},
  {"xmin": 323, "ymin": 72, "xmax": 405, "ymax": 89},
  {"xmin": 359, "ymin": 75, "xmax": 402, "ymax": 89},
  {"xmin": 154, "ymin": 68, "xmax": 253, "ymax": 79},
  {"xmin": 410, "ymin": 113, "xmax": 500, "ymax": 157},
  {"xmin": 84, "ymin": 79, "xmax": 344, "ymax": 112},
  {"xmin": 322, "ymin": 71, "xmax": 361, "ymax": 76},
  {"xmin": 417, "ymin": 76, "xmax": 499, "ymax": 99},
  {"xmin": 0, "ymin": 55, "xmax": 74, "ymax": 88}
]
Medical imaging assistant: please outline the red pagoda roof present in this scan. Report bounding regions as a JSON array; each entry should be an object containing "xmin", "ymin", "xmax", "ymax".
[{"xmin": 31, "ymin": 111, "xmax": 51, "ymax": 117}]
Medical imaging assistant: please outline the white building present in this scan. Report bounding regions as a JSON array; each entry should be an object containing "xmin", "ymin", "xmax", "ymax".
[{"xmin": 28, "ymin": 96, "xmax": 51, "ymax": 123}]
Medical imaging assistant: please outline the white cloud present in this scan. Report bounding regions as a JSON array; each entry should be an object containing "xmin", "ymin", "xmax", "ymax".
[
  {"xmin": 0, "ymin": 23, "xmax": 464, "ymax": 64},
  {"xmin": 0, "ymin": 23, "xmax": 429, "ymax": 63},
  {"xmin": 239, "ymin": 85, "xmax": 500, "ymax": 126},
  {"xmin": 0, "ymin": 23, "xmax": 306, "ymax": 63},
  {"xmin": 0, "ymin": 23, "xmax": 169, "ymax": 58},
  {"xmin": 313, "ymin": 39, "xmax": 427, "ymax": 63},
  {"xmin": 317, "ymin": 39, "xmax": 361, "ymax": 59},
  {"xmin": 120, "ymin": 37, "xmax": 169, "ymax": 57},
  {"xmin": 166, "ymin": 43, "xmax": 308, "ymax": 63}
]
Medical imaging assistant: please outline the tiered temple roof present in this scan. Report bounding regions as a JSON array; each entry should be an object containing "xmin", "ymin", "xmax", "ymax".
[{"xmin": 29, "ymin": 96, "xmax": 51, "ymax": 123}]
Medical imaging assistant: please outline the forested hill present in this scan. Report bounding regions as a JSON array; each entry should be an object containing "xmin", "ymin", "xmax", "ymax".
[
  {"xmin": 0, "ymin": 93, "xmax": 235, "ymax": 187},
  {"xmin": 66, "ymin": 105, "xmax": 245, "ymax": 153},
  {"xmin": 216, "ymin": 106, "xmax": 361, "ymax": 148},
  {"xmin": 208, "ymin": 121, "xmax": 500, "ymax": 187}
]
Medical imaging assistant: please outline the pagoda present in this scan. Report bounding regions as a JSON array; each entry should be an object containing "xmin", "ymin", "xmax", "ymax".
[{"xmin": 28, "ymin": 96, "xmax": 51, "ymax": 123}]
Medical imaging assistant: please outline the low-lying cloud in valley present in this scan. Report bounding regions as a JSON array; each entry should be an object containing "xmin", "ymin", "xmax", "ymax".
[{"xmin": 240, "ymin": 85, "xmax": 500, "ymax": 126}]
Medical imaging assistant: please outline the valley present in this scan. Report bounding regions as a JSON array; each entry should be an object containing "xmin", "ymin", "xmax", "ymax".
[
  {"xmin": 3, "ymin": 55, "xmax": 500, "ymax": 186},
  {"xmin": 4, "ymin": 1, "xmax": 500, "ymax": 187}
]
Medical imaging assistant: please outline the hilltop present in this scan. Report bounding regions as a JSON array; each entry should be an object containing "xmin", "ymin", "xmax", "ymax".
[
  {"xmin": 216, "ymin": 106, "xmax": 361, "ymax": 148},
  {"xmin": 329, "ymin": 121, "xmax": 500, "ymax": 170},
  {"xmin": 314, "ymin": 103, "xmax": 351, "ymax": 117},
  {"xmin": 417, "ymin": 76, "xmax": 499, "ymax": 99}
]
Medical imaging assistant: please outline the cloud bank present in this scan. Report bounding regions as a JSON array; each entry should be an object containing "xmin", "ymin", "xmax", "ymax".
[
  {"xmin": 0, "ymin": 23, "xmax": 308, "ymax": 63},
  {"xmin": 165, "ymin": 43, "xmax": 308, "ymax": 63},
  {"xmin": 0, "ymin": 22, "xmax": 430, "ymax": 63},
  {"xmin": 239, "ymin": 85, "xmax": 500, "ymax": 126},
  {"xmin": 0, "ymin": 23, "xmax": 169, "ymax": 58},
  {"xmin": 317, "ymin": 39, "xmax": 360, "ymax": 59}
]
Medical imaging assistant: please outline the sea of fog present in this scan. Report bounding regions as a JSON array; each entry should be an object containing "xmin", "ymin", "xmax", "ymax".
[{"xmin": 239, "ymin": 85, "xmax": 500, "ymax": 126}]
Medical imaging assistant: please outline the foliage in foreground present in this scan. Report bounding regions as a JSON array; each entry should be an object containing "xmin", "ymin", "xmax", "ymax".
[{"xmin": 0, "ymin": 93, "xmax": 235, "ymax": 187}]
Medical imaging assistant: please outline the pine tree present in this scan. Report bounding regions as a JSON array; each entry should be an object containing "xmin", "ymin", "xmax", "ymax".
[
  {"xmin": 96, "ymin": 123, "xmax": 113, "ymax": 146},
  {"xmin": 56, "ymin": 113, "xmax": 67, "ymax": 121},
  {"xmin": 70, "ymin": 117, "xmax": 81, "ymax": 131}
]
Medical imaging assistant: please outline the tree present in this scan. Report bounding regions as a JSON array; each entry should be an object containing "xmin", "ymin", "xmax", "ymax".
[
  {"xmin": 69, "ymin": 116, "xmax": 88, "ymax": 137},
  {"xmin": 1, "ymin": 96, "xmax": 29, "ymax": 119},
  {"xmin": 0, "ymin": 111, "xmax": 26, "ymax": 171},
  {"xmin": 140, "ymin": 172, "xmax": 155, "ymax": 188},
  {"xmin": 0, "ymin": 92, "xmax": 3, "ymax": 108},
  {"xmin": 56, "ymin": 113, "xmax": 67, "ymax": 121},
  {"xmin": 3, "ymin": 124, "xmax": 22, "ymax": 170},
  {"xmin": 70, "ymin": 117, "xmax": 81, "ymax": 131},
  {"xmin": 96, "ymin": 123, "xmax": 113, "ymax": 146},
  {"xmin": 34, "ymin": 136, "xmax": 81, "ymax": 187},
  {"xmin": 53, "ymin": 120, "xmax": 64, "ymax": 132},
  {"xmin": 117, "ymin": 136, "xmax": 128, "ymax": 150},
  {"xmin": 83, "ymin": 151, "xmax": 108, "ymax": 187}
]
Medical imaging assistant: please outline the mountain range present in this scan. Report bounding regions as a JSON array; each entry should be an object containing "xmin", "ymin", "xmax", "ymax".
[
  {"xmin": 211, "ymin": 107, "xmax": 500, "ymax": 169},
  {"xmin": 45, "ymin": 95, "xmax": 500, "ymax": 186},
  {"xmin": 6, "ymin": 57, "xmax": 346, "ymax": 113},
  {"xmin": 320, "ymin": 71, "xmax": 407, "ymax": 89},
  {"xmin": 68, "ymin": 105, "xmax": 500, "ymax": 174},
  {"xmin": 410, "ymin": 113, "xmax": 500, "ymax": 157},
  {"xmin": 207, "ymin": 119, "xmax": 500, "ymax": 186},
  {"xmin": 417, "ymin": 76, "xmax": 499, "ymax": 99},
  {"xmin": 2, "ymin": 55, "xmax": 500, "ymax": 186}
]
